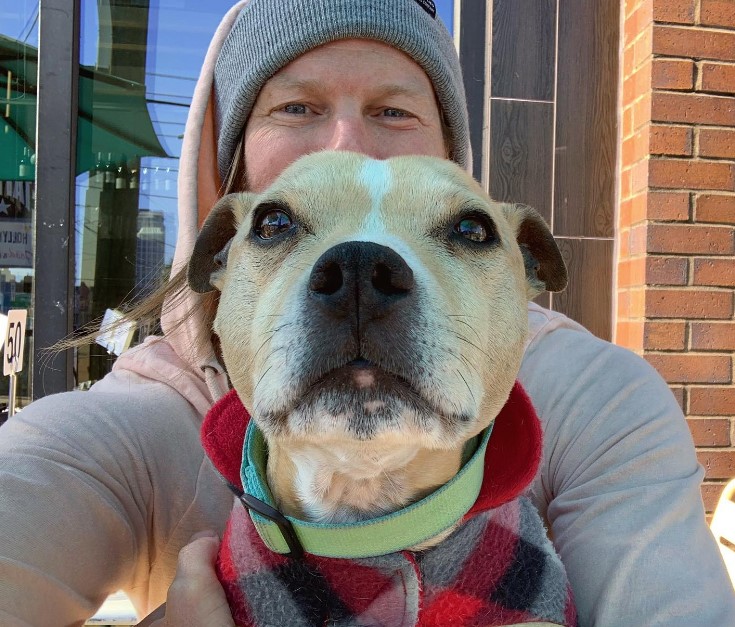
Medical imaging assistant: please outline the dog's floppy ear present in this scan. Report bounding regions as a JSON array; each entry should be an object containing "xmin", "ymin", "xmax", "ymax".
[
  {"xmin": 502, "ymin": 203, "xmax": 568, "ymax": 298},
  {"xmin": 188, "ymin": 193, "xmax": 253, "ymax": 293}
]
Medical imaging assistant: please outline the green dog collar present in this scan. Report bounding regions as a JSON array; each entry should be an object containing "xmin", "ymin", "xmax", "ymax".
[{"xmin": 238, "ymin": 421, "xmax": 493, "ymax": 559}]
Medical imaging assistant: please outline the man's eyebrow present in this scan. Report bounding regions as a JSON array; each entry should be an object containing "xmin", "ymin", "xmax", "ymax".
[{"xmin": 264, "ymin": 74, "xmax": 434, "ymax": 101}]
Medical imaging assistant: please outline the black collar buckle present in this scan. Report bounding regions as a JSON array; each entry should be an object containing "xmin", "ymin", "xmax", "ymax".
[{"xmin": 238, "ymin": 492, "xmax": 305, "ymax": 559}]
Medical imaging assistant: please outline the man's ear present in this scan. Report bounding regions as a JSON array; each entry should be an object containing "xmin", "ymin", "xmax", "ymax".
[
  {"xmin": 502, "ymin": 203, "xmax": 568, "ymax": 299},
  {"xmin": 187, "ymin": 193, "xmax": 254, "ymax": 293}
]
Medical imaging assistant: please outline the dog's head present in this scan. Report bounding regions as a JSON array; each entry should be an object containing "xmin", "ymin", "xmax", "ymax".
[{"xmin": 189, "ymin": 152, "xmax": 565, "ymax": 457}]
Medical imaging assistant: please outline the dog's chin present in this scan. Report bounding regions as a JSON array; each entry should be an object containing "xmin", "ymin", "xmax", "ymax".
[{"xmin": 258, "ymin": 360, "xmax": 472, "ymax": 445}]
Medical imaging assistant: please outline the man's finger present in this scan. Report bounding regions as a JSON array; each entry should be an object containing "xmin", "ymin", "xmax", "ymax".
[{"xmin": 137, "ymin": 532, "xmax": 234, "ymax": 626}]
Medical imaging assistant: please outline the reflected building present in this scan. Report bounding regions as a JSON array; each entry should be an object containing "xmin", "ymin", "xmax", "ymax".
[{"xmin": 135, "ymin": 209, "xmax": 165, "ymax": 301}]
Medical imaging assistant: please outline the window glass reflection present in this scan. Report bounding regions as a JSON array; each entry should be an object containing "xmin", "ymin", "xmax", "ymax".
[{"xmin": 0, "ymin": 1, "xmax": 39, "ymax": 410}]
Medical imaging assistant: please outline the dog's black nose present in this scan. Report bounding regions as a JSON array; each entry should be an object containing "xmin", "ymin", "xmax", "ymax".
[{"xmin": 308, "ymin": 242, "xmax": 414, "ymax": 319}]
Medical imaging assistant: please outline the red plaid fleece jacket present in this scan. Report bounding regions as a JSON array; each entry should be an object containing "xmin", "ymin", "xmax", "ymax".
[{"xmin": 202, "ymin": 384, "xmax": 577, "ymax": 627}]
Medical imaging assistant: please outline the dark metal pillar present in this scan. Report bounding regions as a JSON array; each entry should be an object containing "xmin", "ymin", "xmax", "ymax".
[
  {"xmin": 459, "ymin": 0, "xmax": 488, "ymax": 184},
  {"xmin": 32, "ymin": 0, "xmax": 80, "ymax": 397}
]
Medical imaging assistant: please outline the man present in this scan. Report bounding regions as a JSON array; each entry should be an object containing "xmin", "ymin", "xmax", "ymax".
[{"xmin": 1, "ymin": 2, "xmax": 733, "ymax": 626}]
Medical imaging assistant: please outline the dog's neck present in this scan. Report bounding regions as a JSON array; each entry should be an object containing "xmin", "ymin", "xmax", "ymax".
[{"xmin": 266, "ymin": 438, "xmax": 465, "ymax": 525}]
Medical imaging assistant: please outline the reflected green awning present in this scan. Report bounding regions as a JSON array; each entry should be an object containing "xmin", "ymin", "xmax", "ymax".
[{"xmin": 0, "ymin": 34, "xmax": 168, "ymax": 182}]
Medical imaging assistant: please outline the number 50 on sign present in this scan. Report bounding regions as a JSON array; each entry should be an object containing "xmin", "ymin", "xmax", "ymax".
[{"xmin": 4, "ymin": 309, "xmax": 27, "ymax": 376}]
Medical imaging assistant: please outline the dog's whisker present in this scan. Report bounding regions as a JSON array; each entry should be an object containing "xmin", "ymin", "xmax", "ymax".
[
  {"xmin": 447, "ymin": 316, "xmax": 482, "ymax": 342},
  {"xmin": 250, "ymin": 332, "xmax": 277, "ymax": 366},
  {"xmin": 445, "ymin": 313, "xmax": 482, "ymax": 321},
  {"xmin": 450, "ymin": 332, "xmax": 492, "ymax": 362},
  {"xmin": 253, "ymin": 363, "xmax": 276, "ymax": 395},
  {"xmin": 455, "ymin": 368, "xmax": 476, "ymax": 406}
]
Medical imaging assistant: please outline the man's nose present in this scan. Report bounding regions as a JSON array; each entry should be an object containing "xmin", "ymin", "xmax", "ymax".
[{"xmin": 325, "ymin": 116, "xmax": 378, "ymax": 157}]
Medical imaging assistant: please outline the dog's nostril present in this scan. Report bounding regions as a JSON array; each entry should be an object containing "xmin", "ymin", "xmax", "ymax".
[
  {"xmin": 309, "ymin": 261, "xmax": 343, "ymax": 295},
  {"xmin": 372, "ymin": 262, "xmax": 413, "ymax": 296}
]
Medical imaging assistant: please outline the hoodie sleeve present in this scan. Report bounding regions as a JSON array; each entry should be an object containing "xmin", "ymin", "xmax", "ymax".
[
  {"xmin": 521, "ymin": 309, "xmax": 735, "ymax": 627},
  {"xmin": 0, "ymin": 370, "xmax": 232, "ymax": 626}
]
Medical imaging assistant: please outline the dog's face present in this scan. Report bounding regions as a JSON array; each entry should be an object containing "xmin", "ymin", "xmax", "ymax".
[{"xmin": 190, "ymin": 152, "xmax": 565, "ymax": 462}]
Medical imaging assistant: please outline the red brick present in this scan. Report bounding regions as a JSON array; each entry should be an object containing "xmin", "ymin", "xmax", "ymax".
[
  {"xmin": 650, "ymin": 124, "xmax": 693, "ymax": 155},
  {"xmin": 699, "ymin": 128, "xmax": 735, "ymax": 159},
  {"xmin": 620, "ymin": 226, "xmax": 632, "ymax": 257},
  {"xmin": 691, "ymin": 322, "xmax": 735, "ymax": 350},
  {"xmin": 696, "ymin": 194, "xmax": 735, "ymax": 223},
  {"xmin": 633, "ymin": 27, "xmax": 654, "ymax": 71},
  {"xmin": 701, "ymin": 0, "xmax": 735, "ymax": 29},
  {"xmin": 624, "ymin": 46, "xmax": 635, "ymax": 81},
  {"xmin": 691, "ymin": 387, "xmax": 735, "ymax": 414},
  {"xmin": 619, "ymin": 257, "xmax": 647, "ymax": 287},
  {"xmin": 624, "ymin": 62, "xmax": 653, "ymax": 105},
  {"xmin": 620, "ymin": 198, "xmax": 634, "ymax": 227},
  {"xmin": 618, "ymin": 289, "xmax": 632, "ymax": 318},
  {"xmin": 633, "ymin": 92, "xmax": 653, "ymax": 131},
  {"xmin": 687, "ymin": 418, "xmax": 731, "ymax": 446},
  {"xmin": 625, "ymin": 0, "xmax": 644, "ymax": 19},
  {"xmin": 622, "ymin": 128, "xmax": 650, "ymax": 165},
  {"xmin": 702, "ymin": 481, "xmax": 726, "ymax": 514},
  {"xmin": 621, "ymin": 167, "xmax": 634, "ymax": 200},
  {"xmin": 652, "ymin": 58, "xmax": 695, "ymax": 90},
  {"xmin": 647, "ymin": 223, "xmax": 735, "ymax": 254},
  {"xmin": 653, "ymin": 0, "xmax": 696, "ymax": 24},
  {"xmin": 648, "ymin": 190, "xmax": 691, "ymax": 220},
  {"xmin": 616, "ymin": 320, "xmax": 644, "ymax": 349},
  {"xmin": 652, "ymin": 92, "xmax": 735, "ymax": 127},
  {"xmin": 644, "ymin": 320, "xmax": 687, "ymax": 349},
  {"xmin": 646, "ymin": 352, "xmax": 731, "ymax": 382},
  {"xmin": 649, "ymin": 158, "xmax": 735, "ymax": 191},
  {"xmin": 646, "ymin": 288, "xmax": 733, "ymax": 318},
  {"xmin": 646, "ymin": 255, "xmax": 689, "ymax": 284},
  {"xmin": 627, "ymin": 2, "xmax": 654, "ymax": 46},
  {"xmin": 630, "ymin": 287, "xmax": 646, "ymax": 318},
  {"xmin": 653, "ymin": 24, "xmax": 735, "ymax": 61},
  {"xmin": 623, "ymin": 106, "xmax": 634, "ymax": 138},
  {"xmin": 701, "ymin": 62, "xmax": 735, "ymax": 96},
  {"xmin": 630, "ymin": 192, "xmax": 649, "ymax": 223},
  {"xmin": 693, "ymin": 257, "xmax": 735, "ymax": 286},
  {"xmin": 632, "ymin": 159, "xmax": 650, "ymax": 193},
  {"xmin": 630, "ymin": 223, "xmax": 649, "ymax": 255},
  {"xmin": 670, "ymin": 385, "xmax": 685, "ymax": 409},
  {"xmin": 698, "ymin": 450, "xmax": 735, "ymax": 479}
]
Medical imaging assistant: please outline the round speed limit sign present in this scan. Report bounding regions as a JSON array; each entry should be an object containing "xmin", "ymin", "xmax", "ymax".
[{"xmin": 4, "ymin": 309, "xmax": 27, "ymax": 376}]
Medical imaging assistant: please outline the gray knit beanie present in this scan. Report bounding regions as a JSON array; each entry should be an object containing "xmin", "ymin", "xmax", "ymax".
[{"xmin": 213, "ymin": 0, "xmax": 469, "ymax": 181}]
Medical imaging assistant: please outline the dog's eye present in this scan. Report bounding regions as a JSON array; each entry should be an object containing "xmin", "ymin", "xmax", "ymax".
[
  {"xmin": 255, "ymin": 209, "xmax": 293, "ymax": 240},
  {"xmin": 454, "ymin": 215, "xmax": 496, "ymax": 243}
]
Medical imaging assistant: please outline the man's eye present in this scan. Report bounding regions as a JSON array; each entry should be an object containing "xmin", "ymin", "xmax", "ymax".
[
  {"xmin": 382, "ymin": 108, "xmax": 410, "ymax": 118},
  {"xmin": 254, "ymin": 210, "xmax": 293, "ymax": 240},
  {"xmin": 282, "ymin": 104, "xmax": 308, "ymax": 114}
]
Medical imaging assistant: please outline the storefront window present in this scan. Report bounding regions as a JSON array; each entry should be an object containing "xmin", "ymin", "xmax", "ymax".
[
  {"xmin": 73, "ymin": 0, "xmax": 238, "ymax": 386},
  {"xmin": 0, "ymin": 1, "xmax": 39, "ymax": 409}
]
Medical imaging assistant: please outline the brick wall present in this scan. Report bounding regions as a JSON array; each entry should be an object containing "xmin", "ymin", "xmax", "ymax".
[{"xmin": 618, "ymin": 0, "xmax": 735, "ymax": 515}]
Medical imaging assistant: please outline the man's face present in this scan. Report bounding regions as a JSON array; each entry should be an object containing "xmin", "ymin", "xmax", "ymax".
[{"xmin": 243, "ymin": 39, "xmax": 447, "ymax": 192}]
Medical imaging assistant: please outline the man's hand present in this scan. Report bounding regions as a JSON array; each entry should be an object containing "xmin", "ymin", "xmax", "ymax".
[{"xmin": 138, "ymin": 531, "xmax": 235, "ymax": 626}]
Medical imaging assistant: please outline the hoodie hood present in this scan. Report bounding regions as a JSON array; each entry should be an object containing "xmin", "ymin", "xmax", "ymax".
[
  {"xmin": 153, "ymin": 2, "xmax": 250, "ymax": 401},
  {"xmin": 111, "ymin": 3, "xmax": 248, "ymax": 406}
]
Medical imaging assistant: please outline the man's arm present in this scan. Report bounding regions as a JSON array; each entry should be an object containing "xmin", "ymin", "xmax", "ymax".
[
  {"xmin": 0, "ymin": 377, "xmax": 231, "ymax": 625},
  {"xmin": 521, "ymin": 321, "xmax": 735, "ymax": 627}
]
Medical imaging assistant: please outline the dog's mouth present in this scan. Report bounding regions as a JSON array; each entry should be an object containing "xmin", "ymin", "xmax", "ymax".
[
  {"xmin": 303, "ymin": 357, "xmax": 426, "ymax": 405},
  {"xmin": 260, "ymin": 357, "xmax": 467, "ymax": 440}
]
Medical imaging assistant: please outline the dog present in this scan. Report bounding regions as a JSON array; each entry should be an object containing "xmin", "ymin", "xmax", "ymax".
[{"xmin": 189, "ymin": 151, "xmax": 576, "ymax": 627}]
